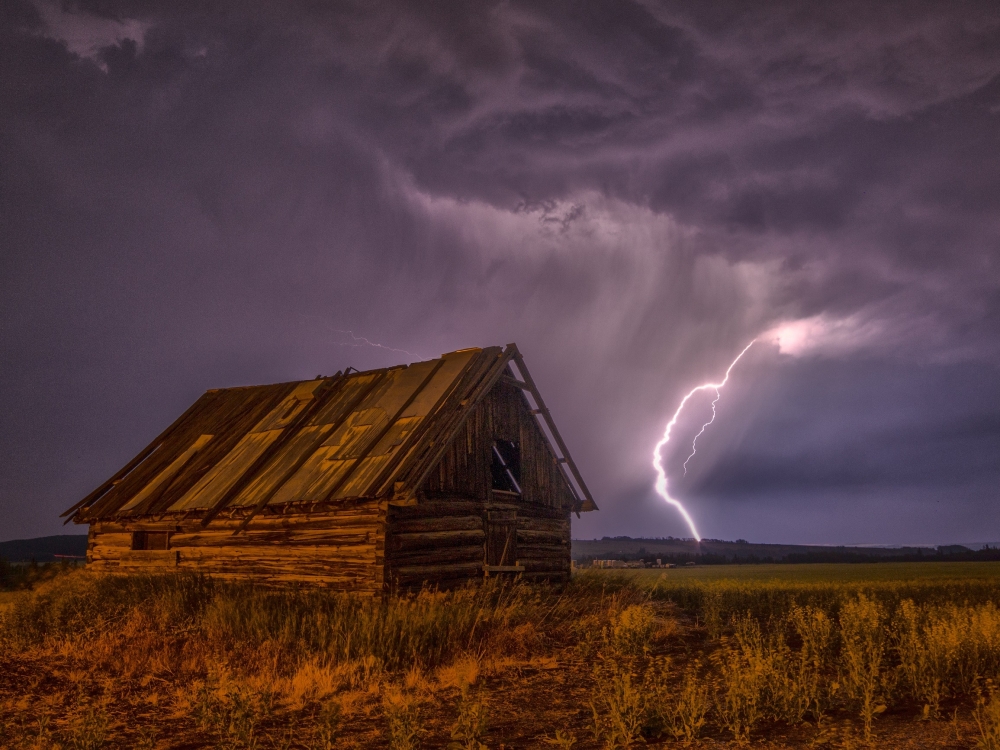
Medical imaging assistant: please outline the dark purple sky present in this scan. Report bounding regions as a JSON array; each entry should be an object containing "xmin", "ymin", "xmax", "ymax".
[{"xmin": 3, "ymin": 1, "xmax": 999, "ymax": 545}]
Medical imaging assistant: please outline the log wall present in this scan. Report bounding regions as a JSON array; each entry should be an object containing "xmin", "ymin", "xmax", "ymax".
[
  {"xmin": 386, "ymin": 499, "xmax": 571, "ymax": 591},
  {"xmin": 86, "ymin": 501, "xmax": 385, "ymax": 592}
]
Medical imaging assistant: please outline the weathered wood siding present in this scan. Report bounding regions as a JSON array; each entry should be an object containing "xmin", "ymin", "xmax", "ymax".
[
  {"xmin": 386, "ymin": 499, "xmax": 570, "ymax": 591},
  {"xmin": 84, "ymin": 378, "xmax": 577, "ymax": 593},
  {"xmin": 422, "ymin": 378, "xmax": 577, "ymax": 510},
  {"xmin": 86, "ymin": 501, "xmax": 385, "ymax": 592}
]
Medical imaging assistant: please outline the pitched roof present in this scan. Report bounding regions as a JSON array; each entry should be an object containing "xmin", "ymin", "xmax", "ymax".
[{"xmin": 64, "ymin": 345, "xmax": 596, "ymax": 527}]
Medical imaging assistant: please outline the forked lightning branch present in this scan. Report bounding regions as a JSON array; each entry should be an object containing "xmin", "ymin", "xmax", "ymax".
[{"xmin": 652, "ymin": 341, "xmax": 756, "ymax": 542}]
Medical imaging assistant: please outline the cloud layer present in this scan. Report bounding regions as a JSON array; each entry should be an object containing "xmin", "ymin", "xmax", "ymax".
[{"xmin": 2, "ymin": 0, "xmax": 999, "ymax": 543}]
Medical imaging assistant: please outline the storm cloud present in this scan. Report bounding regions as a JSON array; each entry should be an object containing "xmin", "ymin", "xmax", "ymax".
[{"xmin": 2, "ymin": 0, "xmax": 999, "ymax": 544}]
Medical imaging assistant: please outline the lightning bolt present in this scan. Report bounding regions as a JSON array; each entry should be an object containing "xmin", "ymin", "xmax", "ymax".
[
  {"xmin": 652, "ymin": 341, "xmax": 755, "ymax": 541},
  {"xmin": 330, "ymin": 329, "xmax": 426, "ymax": 360},
  {"xmin": 683, "ymin": 389, "xmax": 723, "ymax": 476},
  {"xmin": 298, "ymin": 315, "xmax": 429, "ymax": 360}
]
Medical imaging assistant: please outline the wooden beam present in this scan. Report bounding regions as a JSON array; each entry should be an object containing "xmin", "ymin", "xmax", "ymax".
[
  {"xmin": 509, "ymin": 346, "xmax": 598, "ymax": 513},
  {"xmin": 500, "ymin": 375, "xmax": 531, "ymax": 390},
  {"xmin": 383, "ymin": 348, "xmax": 502, "ymax": 497}
]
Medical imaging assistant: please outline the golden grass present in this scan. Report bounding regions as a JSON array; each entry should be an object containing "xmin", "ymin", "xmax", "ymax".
[{"xmin": 3, "ymin": 564, "xmax": 1000, "ymax": 747}]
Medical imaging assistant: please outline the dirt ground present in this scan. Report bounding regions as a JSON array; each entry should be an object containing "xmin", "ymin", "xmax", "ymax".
[{"xmin": 0, "ymin": 608, "xmax": 983, "ymax": 749}]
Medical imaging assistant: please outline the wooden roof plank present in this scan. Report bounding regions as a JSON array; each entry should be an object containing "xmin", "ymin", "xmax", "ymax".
[
  {"xmin": 232, "ymin": 370, "xmax": 392, "ymax": 532},
  {"xmin": 379, "ymin": 348, "xmax": 500, "ymax": 496},
  {"xmin": 321, "ymin": 358, "xmax": 448, "ymax": 502},
  {"xmin": 65, "ymin": 345, "xmax": 597, "ymax": 527}
]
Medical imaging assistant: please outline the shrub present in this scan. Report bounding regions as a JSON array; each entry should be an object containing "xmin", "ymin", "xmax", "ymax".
[{"xmin": 608, "ymin": 604, "xmax": 657, "ymax": 658}]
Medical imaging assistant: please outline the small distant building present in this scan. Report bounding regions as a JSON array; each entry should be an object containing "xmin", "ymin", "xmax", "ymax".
[
  {"xmin": 592, "ymin": 559, "xmax": 628, "ymax": 569},
  {"xmin": 63, "ymin": 345, "xmax": 597, "ymax": 593}
]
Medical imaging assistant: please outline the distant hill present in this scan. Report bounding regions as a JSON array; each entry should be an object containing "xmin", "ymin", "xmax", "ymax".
[
  {"xmin": 570, "ymin": 537, "xmax": 998, "ymax": 564},
  {"xmin": 2, "ymin": 534, "xmax": 995, "ymax": 566},
  {"xmin": 0, "ymin": 535, "xmax": 88, "ymax": 563}
]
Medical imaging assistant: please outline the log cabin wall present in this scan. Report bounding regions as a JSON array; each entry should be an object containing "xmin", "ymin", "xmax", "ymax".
[
  {"xmin": 385, "ymin": 499, "xmax": 570, "ymax": 591},
  {"xmin": 392, "ymin": 378, "xmax": 575, "ymax": 591},
  {"xmin": 86, "ymin": 500, "xmax": 385, "ymax": 592}
]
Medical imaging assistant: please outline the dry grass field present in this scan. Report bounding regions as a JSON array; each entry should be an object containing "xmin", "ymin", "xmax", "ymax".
[{"xmin": 3, "ymin": 563, "xmax": 1000, "ymax": 748}]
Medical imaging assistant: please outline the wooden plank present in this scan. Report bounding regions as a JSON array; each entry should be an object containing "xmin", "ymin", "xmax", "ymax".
[
  {"xmin": 118, "ymin": 434, "xmax": 215, "ymax": 512},
  {"xmin": 232, "ymin": 372, "xmax": 388, "ymax": 525},
  {"xmin": 509, "ymin": 348, "xmax": 597, "ymax": 512},
  {"xmin": 116, "ymin": 385, "xmax": 297, "ymax": 519},
  {"xmin": 516, "ymin": 530, "xmax": 566, "ymax": 546},
  {"xmin": 91, "ymin": 507, "xmax": 382, "ymax": 534},
  {"xmin": 516, "ymin": 545, "xmax": 567, "ymax": 560},
  {"xmin": 367, "ymin": 350, "xmax": 481, "ymax": 496},
  {"xmin": 499, "ymin": 375, "xmax": 530, "ymax": 390},
  {"xmin": 391, "ymin": 500, "xmax": 484, "ymax": 518},
  {"xmin": 324, "ymin": 359, "xmax": 448, "ymax": 501},
  {"xmin": 517, "ymin": 514, "xmax": 570, "ymax": 530},
  {"xmin": 62, "ymin": 390, "xmax": 219, "ymax": 519},
  {"xmin": 169, "ymin": 429, "xmax": 285, "ymax": 511},
  {"xmin": 389, "ymin": 546, "xmax": 485, "ymax": 566},
  {"xmin": 391, "ymin": 515, "xmax": 482, "ymax": 534},
  {"xmin": 171, "ymin": 528, "xmax": 376, "ymax": 548},
  {"xmin": 92, "ymin": 532, "xmax": 133, "ymax": 549},
  {"xmin": 386, "ymin": 348, "xmax": 499, "ymax": 496},
  {"xmin": 198, "ymin": 377, "xmax": 346, "ymax": 525},
  {"xmin": 176, "ymin": 544, "xmax": 377, "ymax": 560},
  {"xmin": 116, "ymin": 550, "xmax": 178, "ymax": 566},
  {"xmin": 391, "ymin": 530, "xmax": 485, "ymax": 551},
  {"xmin": 404, "ymin": 347, "xmax": 513, "ymax": 496},
  {"xmin": 392, "ymin": 561, "xmax": 483, "ymax": 578}
]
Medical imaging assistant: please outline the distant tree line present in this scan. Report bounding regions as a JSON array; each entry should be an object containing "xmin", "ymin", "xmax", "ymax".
[{"xmin": 577, "ymin": 545, "xmax": 1000, "ymax": 567}]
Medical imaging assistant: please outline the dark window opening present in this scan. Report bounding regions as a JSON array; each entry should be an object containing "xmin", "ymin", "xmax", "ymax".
[
  {"xmin": 131, "ymin": 531, "xmax": 170, "ymax": 551},
  {"xmin": 491, "ymin": 440, "xmax": 521, "ymax": 494}
]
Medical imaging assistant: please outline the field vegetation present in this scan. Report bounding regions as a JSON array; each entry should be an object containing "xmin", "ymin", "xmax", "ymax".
[{"xmin": 2, "ymin": 562, "xmax": 1000, "ymax": 747}]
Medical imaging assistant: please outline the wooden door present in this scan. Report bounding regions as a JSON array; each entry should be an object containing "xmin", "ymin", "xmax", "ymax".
[{"xmin": 485, "ymin": 510, "xmax": 518, "ymax": 568}]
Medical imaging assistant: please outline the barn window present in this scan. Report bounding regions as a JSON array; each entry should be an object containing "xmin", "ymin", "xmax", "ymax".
[
  {"xmin": 491, "ymin": 440, "xmax": 521, "ymax": 494},
  {"xmin": 131, "ymin": 531, "xmax": 170, "ymax": 551}
]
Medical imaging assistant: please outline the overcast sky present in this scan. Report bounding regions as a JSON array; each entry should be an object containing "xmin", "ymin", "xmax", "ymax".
[{"xmin": 2, "ymin": 0, "xmax": 999, "ymax": 545}]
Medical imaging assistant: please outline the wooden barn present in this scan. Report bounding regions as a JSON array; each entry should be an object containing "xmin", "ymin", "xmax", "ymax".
[{"xmin": 63, "ymin": 345, "xmax": 597, "ymax": 593}]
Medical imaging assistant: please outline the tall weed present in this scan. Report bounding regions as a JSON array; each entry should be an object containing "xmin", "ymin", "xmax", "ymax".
[
  {"xmin": 976, "ymin": 686, "xmax": 1000, "ymax": 750},
  {"xmin": 648, "ymin": 660, "xmax": 709, "ymax": 743},
  {"xmin": 383, "ymin": 687, "xmax": 425, "ymax": 750},
  {"xmin": 839, "ymin": 595, "xmax": 889, "ymax": 741},
  {"xmin": 714, "ymin": 616, "xmax": 769, "ymax": 744},
  {"xmin": 590, "ymin": 662, "xmax": 646, "ymax": 749},
  {"xmin": 448, "ymin": 684, "xmax": 489, "ymax": 750},
  {"xmin": 774, "ymin": 605, "xmax": 833, "ymax": 724}
]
